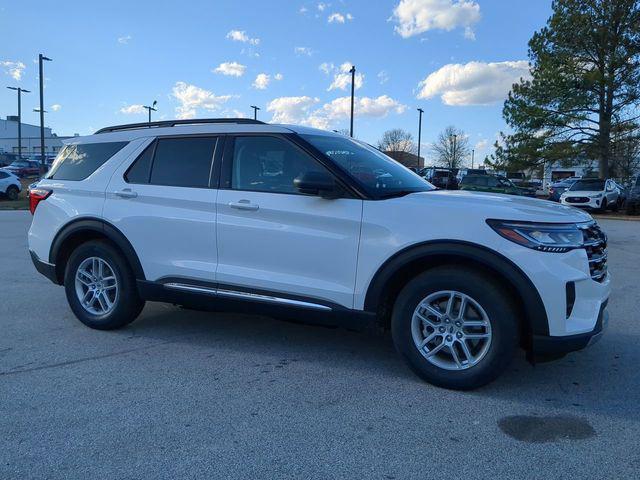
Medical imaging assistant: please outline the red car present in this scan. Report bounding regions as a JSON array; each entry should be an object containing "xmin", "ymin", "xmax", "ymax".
[{"xmin": 3, "ymin": 160, "xmax": 40, "ymax": 178}]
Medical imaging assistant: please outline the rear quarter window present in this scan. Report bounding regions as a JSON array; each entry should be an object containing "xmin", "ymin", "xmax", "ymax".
[{"xmin": 46, "ymin": 142, "xmax": 128, "ymax": 181}]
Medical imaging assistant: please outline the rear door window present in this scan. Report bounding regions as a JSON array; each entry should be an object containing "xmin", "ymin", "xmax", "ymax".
[
  {"xmin": 149, "ymin": 137, "xmax": 217, "ymax": 188},
  {"xmin": 46, "ymin": 142, "xmax": 128, "ymax": 181}
]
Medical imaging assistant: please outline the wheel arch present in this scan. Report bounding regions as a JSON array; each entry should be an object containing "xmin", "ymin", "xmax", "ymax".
[
  {"xmin": 49, "ymin": 217, "xmax": 145, "ymax": 284},
  {"xmin": 363, "ymin": 240, "xmax": 549, "ymax": 340}
]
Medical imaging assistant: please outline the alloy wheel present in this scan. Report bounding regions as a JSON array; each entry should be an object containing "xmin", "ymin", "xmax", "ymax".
[
  {"xmin": 411, "ymin": 290, "xmax": 492, "ymax": 371},
  {"xmin": 74, "ymin": 257, "xmax": 119, "ymax": 315}
]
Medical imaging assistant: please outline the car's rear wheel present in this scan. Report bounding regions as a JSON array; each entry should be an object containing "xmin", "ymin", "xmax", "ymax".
[
  {"xmin": 5, "ymin": 185, "xmax": 19, "ymax": 201},
  {"xmin": 391, "ymin": 266, "xmax": 518, "ymax": 390},
  {"xmin": 64, "ymin": 240, "xmax": 144, "ymax": 330},
  {"xmin": 599, "ymin": 198, "xmax": 608, "ymax": 212}
]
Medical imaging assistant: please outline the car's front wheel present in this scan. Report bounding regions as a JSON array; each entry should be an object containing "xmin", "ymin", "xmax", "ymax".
[
  {"xmin": 6, "ymin": 185, "xmax": 19, "ymax": 200},
  {"xmin": 64, "ymin": 240, "xmax": 145, "ymax": 330},
  {"xmin": 392, "ymin": 266, "xmax": 518, "ymax": 390}
]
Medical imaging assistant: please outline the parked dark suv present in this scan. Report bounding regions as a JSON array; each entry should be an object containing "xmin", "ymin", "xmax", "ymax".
[
  {"xmin": 460, "ymin": 175, "xmax": 535, "ymax": 196},
  {"xmin": 625, "ymin": 176, "xmax": 640, "ymax": 215},
  {"xmin": 422, "ymin": 167, "xmax": 459, "ymax": 190}
]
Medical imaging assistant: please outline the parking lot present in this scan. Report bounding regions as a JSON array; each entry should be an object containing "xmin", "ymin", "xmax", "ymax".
[{"xmin": 1, "ymin": 211, "xmax": 638, "ymax": 479}]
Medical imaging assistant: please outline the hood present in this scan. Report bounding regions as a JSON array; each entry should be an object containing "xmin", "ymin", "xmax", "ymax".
[
  {"xmin": 561, "ymin": 190, "xmax": 602, "ymax": 197},
  {"xmin": 398, "ymin": 189, "xmax": 592, "ymax": 223}
]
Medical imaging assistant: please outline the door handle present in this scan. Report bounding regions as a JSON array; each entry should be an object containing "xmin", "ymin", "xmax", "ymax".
[
  {"xmin": 229, "ymin": 199, "xmax": 259, "ymax": 211},
  {"xmin": 114, "ymin": 188, "xmax": 138, "ymax": 199}
]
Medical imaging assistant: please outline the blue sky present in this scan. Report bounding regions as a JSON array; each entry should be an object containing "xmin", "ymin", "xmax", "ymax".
[{"xmin": 0, "ymin": 0, "xmax": 552, "ymax": 163}]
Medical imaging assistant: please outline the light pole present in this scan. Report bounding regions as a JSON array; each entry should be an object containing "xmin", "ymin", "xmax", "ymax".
[
  {"xmin": 250, "ymin": 105, "xmax": 260, "ymax": 120},
  {"xmin": 451, "ymin": 134, "xmax": 458, "ymax": 169},
  {"xmin": 417, "ymin": 108, "xmax": 424, "ymax": 166},
  {"xmin": 471, "ymin": 149, "xmax": 475, "ymax": 168},
  {"xmin": 38, "ymin": 54, "xmax": 52, "ymax": 175},
  {"xmin": 6, "ymin": 87, "xmax": 30, "ymax": 159},
  {"xmin": 143, "ymin": 101, "xmax": 157, "ymax": 124},
  {"xmin": 349, "ymin": 65, "xmax": 356, "ymax": 137}
]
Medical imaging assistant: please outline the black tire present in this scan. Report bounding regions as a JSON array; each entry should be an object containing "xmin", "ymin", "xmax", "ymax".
[
  {"xmin": 64, "ymin": 240, "xmax": 144, "ymax": 330},
  {"xmin": 391, "ymin": 266, "xmax": 519, "ymax": 390},
  {"xmin": 6, "ymin": 185, "xmax": 19, "ymax": 201},
  {"xmin": 611, "ymin": 199, "xmax": 620, "ymax": 212},
  {"xmin": 599, "ymin": 198, "xmax": 608, "ymax": 213}
]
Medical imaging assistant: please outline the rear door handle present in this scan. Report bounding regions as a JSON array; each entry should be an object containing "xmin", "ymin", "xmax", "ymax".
[
  {"xmin": 229, "ymin": 200, "xmax": 259, "ymax": 211},
  {"xmin": 115, "ymin": 188, "xmax": 138, "ymax": 199}
]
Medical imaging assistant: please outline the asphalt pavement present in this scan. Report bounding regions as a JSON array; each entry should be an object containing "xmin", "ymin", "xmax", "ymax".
[{"xmin": 1, "ymin": 211, "xmax": 639, "ymax": 479}]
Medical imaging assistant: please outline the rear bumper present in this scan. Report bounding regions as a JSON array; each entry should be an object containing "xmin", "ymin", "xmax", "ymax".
[
  {"xmin": 29, "ymin": 250, "xmax": 59, "ymax": 284},
  {"xmin": 531, "ymin": 300, "xmax": 608, "ymax": 358}
]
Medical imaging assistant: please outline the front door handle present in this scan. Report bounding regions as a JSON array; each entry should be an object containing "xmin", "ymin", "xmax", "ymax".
[
  {"xmin": 115, "ymin": 188, "xmax": 138, "ymax": 199},
  {"xmin": 229, "ymin": 199, "xmax": 259, "ymax": 211}
]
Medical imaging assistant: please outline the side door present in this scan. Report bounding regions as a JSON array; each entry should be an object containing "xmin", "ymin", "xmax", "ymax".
[
  {"xmin": 605, "ymin": 180, "xmax": 617, "ymax": 204},
  {"xmin": 104, "ymin": 135, "xmax": 220, "ymax": 283},
  {"xmin": 215, "ymin": 134, "xmax": 363, "ymax": 309}
]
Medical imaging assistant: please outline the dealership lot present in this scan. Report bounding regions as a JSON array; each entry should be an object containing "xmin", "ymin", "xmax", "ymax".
[{"xmin": 1, "ymin": 211, "xmax": 639, "ymax": 479}]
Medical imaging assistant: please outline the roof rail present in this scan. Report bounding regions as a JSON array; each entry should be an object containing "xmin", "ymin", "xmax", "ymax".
[{"xmin": 94, "ymin": 118, "xmax": 265, "ymax": 134}]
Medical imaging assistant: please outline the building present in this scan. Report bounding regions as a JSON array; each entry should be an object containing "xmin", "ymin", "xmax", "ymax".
[
  {"xmin": 0, "ymin": 115, "xmax": 71, "ymax": 158},
  {"xmin": 384, "ymin": 151, "xmax": 425, "ymax": 169}
]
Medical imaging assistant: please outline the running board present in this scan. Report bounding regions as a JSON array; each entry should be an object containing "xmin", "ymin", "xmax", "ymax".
[{"xmin": 163, "ymin": 283, "xmax": 332, "ymax": 311}]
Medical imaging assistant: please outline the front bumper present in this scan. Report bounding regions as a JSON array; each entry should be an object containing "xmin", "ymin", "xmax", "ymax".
[
  {"xmin": 29, "ymin": 250, "xmax": 59, "ymax": 284},
  {"xmin": 561, "ymin": 197, "xmax": 602, "ymax": 209},
  {"xmin": 531, "ymin": 300, "xmax": 608, "ymax": 359}
]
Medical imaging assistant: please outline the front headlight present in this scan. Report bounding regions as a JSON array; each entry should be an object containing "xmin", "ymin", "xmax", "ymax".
[
  {"xmin": 590, "ymin": 193, "xmax": 603, "ymax": 198},
  {"xmin": 486, "ymin": 220, "xmax": 584, "ymax": 253}
]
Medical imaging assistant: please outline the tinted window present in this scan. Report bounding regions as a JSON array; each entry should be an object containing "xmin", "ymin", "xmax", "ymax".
[
  {"xmin": 0, "ymin": 171, "xmax": 8, "ymax": 179},
  {"xmin": 125, "ymin": 143, "xmax": 154, "ymax": 184},
  {"xmin": 231, "ymin": 136, "xmax": 328, "ymax": 194},
  {"xmin": 46, "ymin": 142, "xmax": 128, "ymax": 181},
  {"xmin": 301, "ymin": 134, "xmax": 433, "ymax": 198},
  {"xmin": 150, "ymin": 137, "xmax": 216, "ymax": 188}
]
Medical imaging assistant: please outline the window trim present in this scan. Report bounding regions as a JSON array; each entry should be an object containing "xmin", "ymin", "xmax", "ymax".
[
  {"xmin": 219, "ymin": 133, "xmax": 358, "ymax": 198},
  {"xmin": 123, "ymin": 134, "xmax": 221, "ymax": 189}
]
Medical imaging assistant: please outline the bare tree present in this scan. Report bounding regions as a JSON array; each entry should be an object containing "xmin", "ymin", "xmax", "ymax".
[
  {"xmin": 432, "ymin": 126, "xmax": 470, "ymax": 168},
  {"xmin": 377, "ymin": 129, "xmax": 416, "ymax": 154}
]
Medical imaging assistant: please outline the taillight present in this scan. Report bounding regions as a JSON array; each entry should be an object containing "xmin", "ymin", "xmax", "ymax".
[{"xmin": 29, "ymin": 188, "xmax": 52, "ymax": 215}]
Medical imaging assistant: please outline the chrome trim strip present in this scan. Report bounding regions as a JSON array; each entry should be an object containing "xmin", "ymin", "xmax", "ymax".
[
  {"xmin": 162, "ymin": 283, "xmax": 332, "ymax": 311},
  {"xmin": 164, "ymin": 283, "xmax": 217, "ymax": 295},
  {"xmin": 217, "ymin": 289, "xmax": 332, "ymax": 311}
]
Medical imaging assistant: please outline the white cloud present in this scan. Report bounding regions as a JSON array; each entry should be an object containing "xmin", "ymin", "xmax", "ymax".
[
  {"xmin": 377, "ymin": 70, "xmax": 390, "ymax": 84},
  {"xmin": 119, "ymin": 104, "xmax": 146, "ymax": 114},
  {"xmin": 328, "ymin": 12, "xmax": 353, "ymax": 23},
  {"xmin": 226, "ymin": 30, "xmax": 260, "ymax": 45},
  {"xmin": 50, "ymin": 104, "xmax": 62, "ymax": 112},
  {"xmin": 294, "ymin": 46, "xmax": 313, "ymax": 56},
  {"xmin": 213, "ymin": 61, "xmax": 247, "ymax": 77},
  {"xmin": 392, "ymin": 0, "xmax": 480, "ymax": 38},
  {"xmin": 317, "ymin": 2, "xmax": 328, "ymax": 11},
  {"xmin": 463, "ymin": 26, "xmax": 475, "ymax": 40},
  {"xmin": 253, "ymin": 73, "xmax": 270, "ymax": 90},
  {"xmin": 417, "ymin": 60, "xmax": 530, "ymax": 105},
  {"xmin": 299, "ymin": 6, "xmax": 308, "ymax": 14},
  {"xmin": 267, "ymin": 96, "xmax": 320, "ymax": 124},
  {"xmin": 1, "ymin": 60, "xmax": 26, "ymax": 81},
  {"xmin": 274, "ymin": 73, "xmax": 284, "ymax": 81},
  {"xmin": 117, "ymin": 34, "xmax": 132, "ymax": 44},
  {"xmin": 327, "ymin": 62, "xmax": 364, "ymax": 91},
  {"xmin": 171, "ymin": 82, "xmax": 234, "ymax": 119},
  {"xmin": 268, "ymin": 94, "xmax": 406, "ymax": 130},
  {"xmin": 319, "ymin": 62, "xmax": 334, "ymax": 74}
]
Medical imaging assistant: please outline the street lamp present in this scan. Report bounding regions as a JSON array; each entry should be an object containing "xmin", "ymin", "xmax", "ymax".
[
  {"xmin": 471, "ymin": 149, "xmax": 475, "ymax": 169},
  {"xmin": 6, "ymin": 86, "xmax": 30, "ymax": 159},
  {"xmin": 250, "ymin": 105, "xmax": 260, "ymax": 120},
  {"xmin": 451, "ymin": 134, "xmax": 458, "ymax": 169},
  {"xmin": 417, "ymin": 108, "xmax": 424, "ymax": 166},
  {"xmin": 38, "ymin": 54, "xmax": 52, "ymax": 175},
  {"xmin": 349, "ymin": 65, "xmax": 356, "ymax": 137},
  {"xmin": 143, "ymin": 101, "xmax": 157, "ymax": 124}
]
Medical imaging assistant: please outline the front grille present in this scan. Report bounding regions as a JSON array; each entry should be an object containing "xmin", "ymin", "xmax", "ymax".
[
  {"xmin": 579, "ymin": 222, "xmax": 607, "ymax": 282},
  {"xmin": 567, "ymin": 197, "xmax": 589, "ymax": 203}
]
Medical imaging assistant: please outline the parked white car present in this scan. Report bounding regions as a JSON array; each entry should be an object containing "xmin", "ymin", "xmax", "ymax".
[
  {"xmin": 0, "ymin": 169, "xmax": 21, "ymax": 200},
  {"xmin": 27, "ymin": 119, "xmax": 610, "ymax": 390},
  {"xmin": 560, "ymin": 178, "xmax": 620, "ymax": 211}
]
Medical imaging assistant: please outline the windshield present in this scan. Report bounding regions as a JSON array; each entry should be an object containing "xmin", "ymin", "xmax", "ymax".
[
  {"xmin": 571, "ymin": 179, "xmax": 605, "ymax": 191},
  {"xmin": 301, "ymin": 134, "xmax": 434, "ymax": 198}
]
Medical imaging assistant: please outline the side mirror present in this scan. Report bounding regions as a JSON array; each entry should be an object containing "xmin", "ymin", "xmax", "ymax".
[{"xmin": 294, "ymin": 171, "xmax": 341, "ymax": 198}]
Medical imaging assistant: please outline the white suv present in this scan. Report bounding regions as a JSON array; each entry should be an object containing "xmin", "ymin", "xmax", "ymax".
[
  {"xmin": 28, "ymin": 119, "xmax": 610, "ymax": 389},
  {"xmin": 560, "ymin": 178, "xmax": 621, "ymax": 211}
]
